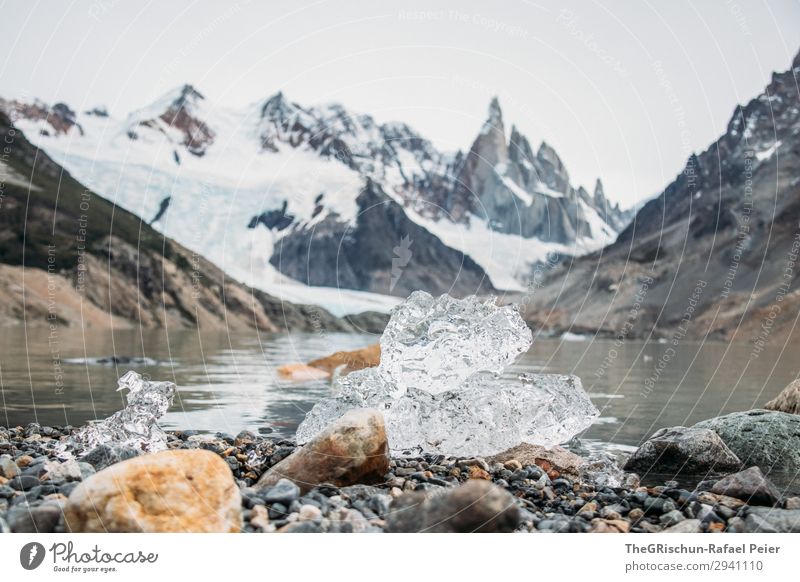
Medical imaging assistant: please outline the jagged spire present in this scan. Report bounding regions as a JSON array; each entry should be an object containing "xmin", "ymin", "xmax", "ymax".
[
  {"xmin": 594, "ymin": 178, "xmax": 606, "ymax": 206},
  {"xmin": 488, "ymin": 96, "xmax": 503, "ymax": 126}
]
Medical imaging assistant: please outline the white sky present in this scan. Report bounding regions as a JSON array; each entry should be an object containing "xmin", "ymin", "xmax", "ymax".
[{"xmin": 1, "ymin": 0, "xmax": 799, "ymax": 208}]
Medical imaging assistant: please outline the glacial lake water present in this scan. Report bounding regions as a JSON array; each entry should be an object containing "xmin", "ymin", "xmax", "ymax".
[{"xmin": 1, "ymin": 326, "xmax": 797, "ymax": 455}]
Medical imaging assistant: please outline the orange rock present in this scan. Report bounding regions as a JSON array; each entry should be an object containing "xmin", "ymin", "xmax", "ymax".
[
  {"xmin": 468, "ymin": 466, "xmax": 492, "ymax": 480},
  {"xmin": 277, "ymin": 344, "xmax": 381, "ymax": 381},
  {"xmin": 276, "ymin": 363, "xmax": 330, "ymax": 381},
  {"xmin": 64, "ymin": 449, "xmax": 242, "ymax": 532},
  {"xmin": 307, "ymin": 343, "xmax": 381, "ymax": 375}
]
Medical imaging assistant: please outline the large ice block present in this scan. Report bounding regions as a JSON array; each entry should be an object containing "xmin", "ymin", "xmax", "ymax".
[{"xmin": 296, "ymin": 292, "xmax": 598, "ymax": 456}]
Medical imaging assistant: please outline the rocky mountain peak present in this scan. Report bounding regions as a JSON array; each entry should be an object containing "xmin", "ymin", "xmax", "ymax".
[
  {"xmin": 477, "ymin": 97, "xmax": 508, "ymax": 163},
  {"xmin": 126, "ymin": 84, "xmax": 215, "ymax": 157},
  {"xmin": 508, "ymin": 124, "xmax": 535, "ymax": 166},
  {"xmin": 536, "ymin": 141, "xmax": 570, "ymax": 193},
  {"xmin": 0, "ymin": 98, "xmax": 83, "ymax": 136},
  {"xmin": 172, "ymin": 84, "xmax": 205, "ymax": 110},
  {"xmin": 594, "ymin": 178, "xmax": 606, "ymax": 206},
  {"xmin": 260, "ymin": 91, "xmax": 296, "ymax": 120},
  {"xmin": 486, "ymin": 97, "xmax": 503, "ymax": 128}
]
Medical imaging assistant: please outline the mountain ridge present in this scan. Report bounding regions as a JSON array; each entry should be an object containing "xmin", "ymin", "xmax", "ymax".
[
  {"xmin": 1, "ymin": 90, "xmax": 631, "ymax": 313},
  {"xmin": 0, "ymin": 110, "xmax": 387, "ymax": 332},
  {"xmin": 517, "ymin": 48, "xmax": 800, "ymax": 344}
]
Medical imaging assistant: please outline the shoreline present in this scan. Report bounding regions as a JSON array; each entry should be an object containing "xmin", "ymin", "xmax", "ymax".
[{"xmin": 2, "ymin": 423, "xmax": 797, "ymax": 534}]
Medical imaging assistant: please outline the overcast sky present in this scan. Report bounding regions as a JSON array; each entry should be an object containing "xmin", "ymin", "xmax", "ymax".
[{"xmin": 2, "ymin": 0, "xmax": 799, "ymax": 207}]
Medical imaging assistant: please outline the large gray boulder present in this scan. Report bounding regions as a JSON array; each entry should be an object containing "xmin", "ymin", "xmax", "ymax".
[
  {"xmin": 623, "ymin": 426, "xmax": 741, "ymax": 475},
  {"xmin": 694, "ymin": 409, "xmax": 800, "ymax": 474}
]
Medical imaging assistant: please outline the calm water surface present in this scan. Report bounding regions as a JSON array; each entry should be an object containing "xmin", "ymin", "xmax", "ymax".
[{"xmin": 1, "ymin": 327, "xmax": 797, "ymax": 453}]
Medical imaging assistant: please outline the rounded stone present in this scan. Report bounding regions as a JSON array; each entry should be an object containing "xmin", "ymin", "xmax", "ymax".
[
  {"xmin": 64, "ymin": 449, "xmax": 242, "ymax": 532},
  {"xmin": 257, "ymin": 409, "xmax": 389, "ymax": 494}
]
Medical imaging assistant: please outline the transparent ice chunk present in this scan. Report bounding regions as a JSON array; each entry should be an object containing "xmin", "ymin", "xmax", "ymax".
[
  {"xmin": 58, "ymin": 371, "xmax": 176, "ymax": 458},
  {"xmin": 380, "ymin": 291, "xmax": 533, "ymax": 396},
  {"xmin": 578, "ymin": 452, "xmax": 640, "ymax": 490},
  {"xmin": 296, "ymin": 292, "xmax": 598, "ymax": 456}
]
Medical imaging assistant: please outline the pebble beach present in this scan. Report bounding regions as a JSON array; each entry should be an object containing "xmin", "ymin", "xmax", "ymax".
[{"xmin": 2, "ymin": 421, "xmax": 799, "ymax": 534}]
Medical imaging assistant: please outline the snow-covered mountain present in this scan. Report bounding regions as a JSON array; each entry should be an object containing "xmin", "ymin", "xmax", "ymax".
[{"xmin": 1, "ymin": 88, "xmax": 631, "ymax": 314}]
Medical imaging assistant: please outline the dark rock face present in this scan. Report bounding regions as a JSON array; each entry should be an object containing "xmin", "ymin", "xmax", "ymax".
[
  {"xmin": 694, "ymin": 410, "xmax": 800, "ymax": 474},
  {"xmin": 386, "ymin": 480, "xmax": 520, "ymax": 533},
  {"xmin": 711, "ymin": 466, "xmax": 781, "ymax": 506},
  {"xmin": 623, "ymin": 426, "xmax": 742, "ymax": 476},
  {"xmin": 248, "ymin": 200, "xmax": 295, "ymax": 231},
  {"xmin": 271, "ymin": 182, "xmax": 496, "ymax": 297}
]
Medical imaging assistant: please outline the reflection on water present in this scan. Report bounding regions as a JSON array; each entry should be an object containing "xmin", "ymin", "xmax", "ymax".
[{"xmin": 1, "ymin": 327, "xmax": 797, "ymax": 452}]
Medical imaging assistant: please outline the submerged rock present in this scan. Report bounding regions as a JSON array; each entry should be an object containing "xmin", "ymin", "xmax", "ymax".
[
  {"xmin": 711, "ymin": 466, "xmax": 781, "ymax": 506},
  {"xmin": 386, "ymin": 480, "xmax": 520, "ymax": 533},
  {"xmin": 623, "ymin": 426, "xmax": 742, "ymax": 475},
  {"xmin": 765, "ymin": 379, "xmax": 800, "ymax": 415},
  {"xmin": 277, "ymin": 344, "xmax": 382, "ymax": 381},
  {"xmin": 307, "ymin": 343, "xmax": 381, "ymax": 376},
  {"xmin": 257, "ymin": 409, "xmax": 390, "ymax": 494},
  {"xmin": 694, "ymin": 410, "xmax": 800, "ymax": 473},
  {"xmin": 64, "ymin": 449, "xmax": 242, "ymax": 532},
  {"xmin": 297, "ymin": 292, "xmax": 598, "ymax": 456}
]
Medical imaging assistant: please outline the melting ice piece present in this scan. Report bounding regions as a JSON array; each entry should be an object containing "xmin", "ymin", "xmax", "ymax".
[
  {"xmin": 298, "ymin": 372, "xmax": 598, "ymax": 456},
  {"xmin": 379, "ymin": 291, "xmax": 532, "ymax": 396},
  {"xmin": 60, "ymin": 371, "xmax": 176, "ymax": 457},
  {"xmin": 296, "ymin": 291, "xmax": 598, "ymax": 456}
]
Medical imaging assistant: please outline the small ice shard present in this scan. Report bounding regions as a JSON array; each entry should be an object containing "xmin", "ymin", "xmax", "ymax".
[
  {"xmin": 579, "ymin": 453, "xmax": 639, "ymax": 490},
  {"xmin": 59, "ymin": 371, "xmax": 176, "ymax": 457},
  {"xmin": 296, "ymin": 292, "xmax": 598, "ymax": 456}
]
